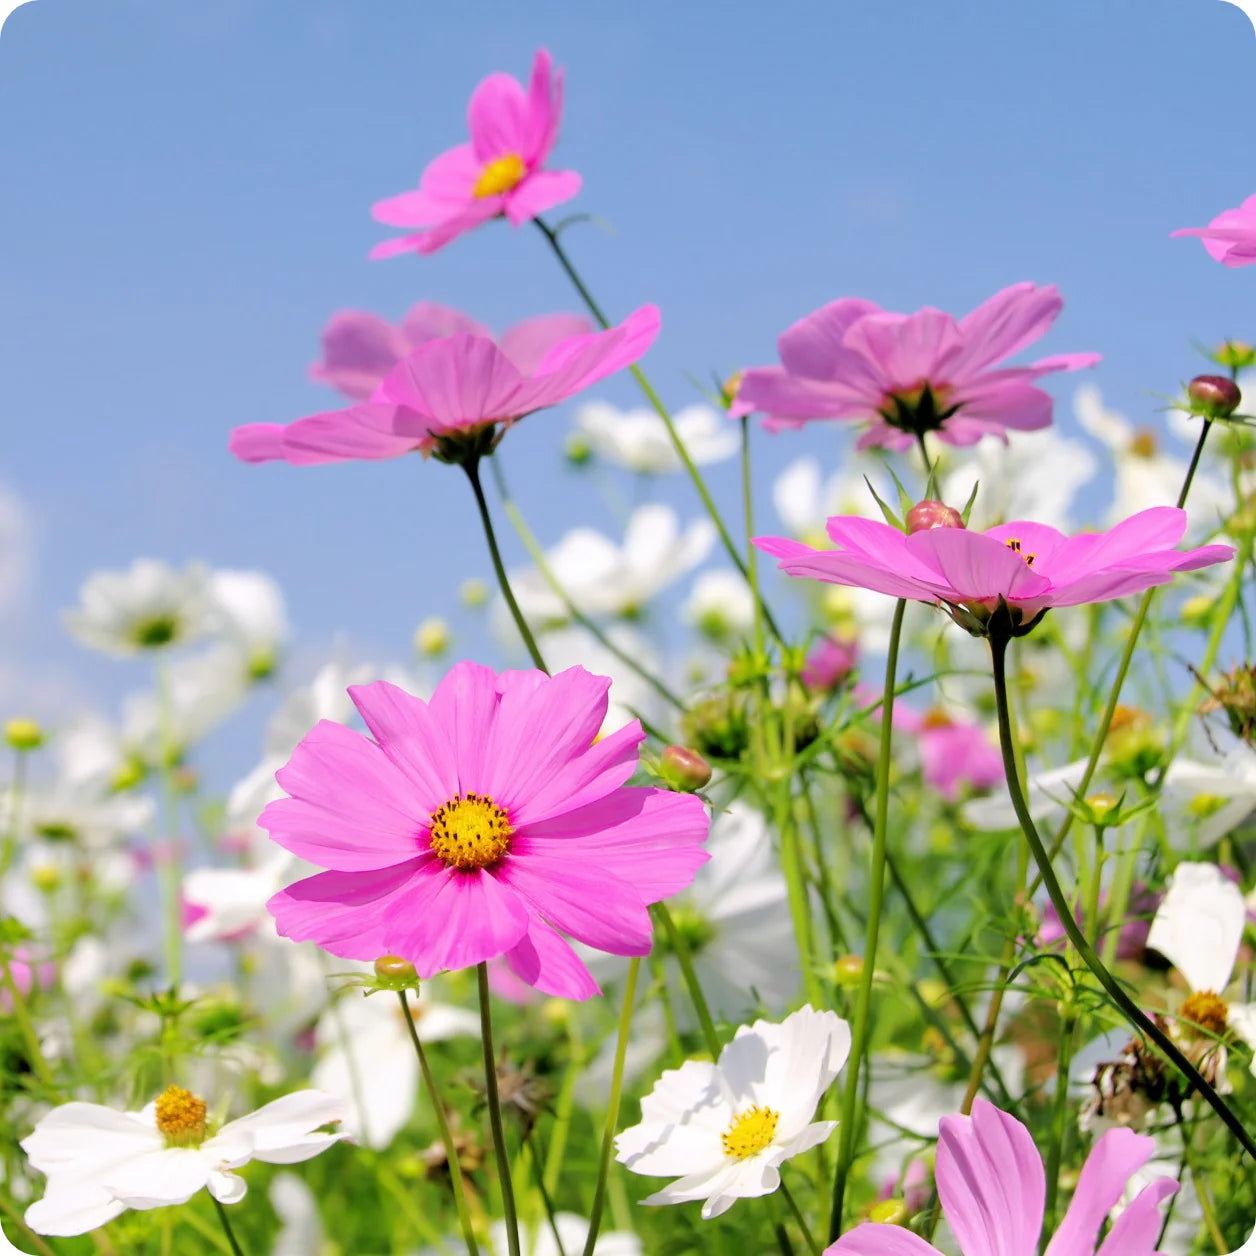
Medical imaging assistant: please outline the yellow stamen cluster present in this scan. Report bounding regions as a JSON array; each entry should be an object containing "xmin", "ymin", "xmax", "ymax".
[
  {"xmin": 154, "ymin": 1085, "xmax": 208, "ymax": 1146},
  {"xmin": 1180, "ymin": 990, "xmax": 1230, "ymax": 1040},
  {"xmin": 720, "ymin": 1105, "xmax": 780, "ymax": 1160},
  {"xmin": 1129, "ymin": 428, "xmax": 1158, "ymax": 459},
  {"xmin": 429, "ymin": 793, "xmax": 513, "ymax": 871},
  {"xmin": 1004, "ymin": 537, "xmax": 1036, "ymax": 566},
  {"xmin": 474, "ymin": 153, "xmax": 526, "ymax": 198}
]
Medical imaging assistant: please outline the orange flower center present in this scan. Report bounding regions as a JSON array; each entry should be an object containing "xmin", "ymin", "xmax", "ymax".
[
  {"xmin": 474, "ymin": 153, "xmax": 526, "ymax": 198},
  {"xmin": 1181, "ymin": 990, "xmax": 1230, "ymax": 1039},
  {"xmin": 429, "ymin": 793, "xmax": 513, "ymax": 871},
  {"xmin": 721, "ymin": 1105, "xmax": 780, "ymax": 1159},
  {"xmin": 1129, "ymin": 428, "xmax": 1158, "ymax": 459},
  {"xmin": 155, "ymin": 1085, "xmax": 208, "ymax": 1146}
]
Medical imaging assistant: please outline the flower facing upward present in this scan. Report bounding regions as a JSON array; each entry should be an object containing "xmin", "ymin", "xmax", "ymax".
[
  {"xmin": 310, "ymin": 302, "xmax": 592, "ymax": 403},
  {"xmin": 615, "ymin": 1006, "xmax": 850, "ymax": 1218},
  {"xmin": 737, "ymin": 283, "xmax": 1099, "ymax": 450},
  {"xmin": 21, "ymin": 1088, "xmax": 345, "ymax": 1236},
  {"xmin": 1172, "ymin": 194, "xmax": 1256, "ymax": 267},
  {"xmin": 262, "ymin": 663, "xmax": 709, "ymax": 1000},
  {"xmin": 370, "ymin": 49, "xmax": 580, "ymax": 259},
  {"xmin": 755, "ymin": 506, "xmax": 1233, "ymax": 638},
  {"xmin": 229, "ymin": 306, "xmax": 659, "ymax": 467},
  {"xmin": 826, "ymin": 1098, "xmax": 1177, "ymax": 1256}
]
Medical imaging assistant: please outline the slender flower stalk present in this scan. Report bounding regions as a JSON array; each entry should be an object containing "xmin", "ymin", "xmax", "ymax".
[
  {"xmin": 0, "ymin": 950, "xmax": 55, "ymax": 1089},
  {"xmin": 211, "ymin": 1198, "xmax": 246, "ymax": 1256},
  {"xmin": 779, "ymin": 1179, "xmax": 821, "ymax": 1256},
  {"xmin": 154, "ymin": 661, "xmax": 184, "ymax": 988},
  {"xmin": 651, "ymin": 902, "xmax": 721, "ymax": 1056},
  {"xmin": 580, "ymin": 956, "xmax": 639, "ymax": 1256},
  {"xmin": 0, "ymin": 745, "xmax": 28, "ymax": 878},
  {"xmin": 1043, "ymin": 1008, "xmax": 1077, "ymax": 1231},
  {"xmin": 988, "ymin": 624, "xmax": 1256, "ymax": 1163},
  {"xmin": 477, "ymin": 962, "xmax": 522, "ymax": 1256},
  {"xmin": 828, "ymin": 599, "xmax": 907, "ymax": 1241},
  {"xmin": 399, "ymin": 990, "xmax": 479, "ymax": 1256}
]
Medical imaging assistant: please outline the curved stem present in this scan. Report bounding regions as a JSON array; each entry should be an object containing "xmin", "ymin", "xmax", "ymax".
[
  {"xmin": 477, "ymin": 963, "xmax": 522, "ymax": 1256},
  {"xmin": 651, "ymin": 902, "xmax": 721, "ymax": 1057},
  {"xmin": 580, "ymin": 956, "xmax": 640, "ymax": 1256},
  {"xmin": 779, "ymin": 1178, "xmax": 821, "ymax": 1256},
  {"xmin": 464, "ymin": 457, "xmax": 547, "ymax": 671},
  {"xmin": 211, "ymin": 1197, "xmax": 246, "ymax": 1256},
  {"xmin": 533, "ymin": 217, "xmax": 784, "ymax": 646},
  {"xmin": 989, "ymin": 631, "xmax": 1256, "ymax": 1164},
  {"xmin": 828, "ymin": 599, "xmax": 907, "ymax": 1241},
  {"xmin": 399, "ymin": 991, "xmax": 479, "ymax": 1256}
]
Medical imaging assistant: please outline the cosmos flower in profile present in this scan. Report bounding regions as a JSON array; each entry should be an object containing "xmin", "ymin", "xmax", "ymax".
[
  {"xmin": 1172, "ymin": 193, "xmax": 1256, "ymax": 267},
  {"xmin": 371, "ymin": 49, "xmax": 581, "ymax": 258},
  {"xmin": 737, "ymin": 282, "xmax": 1098, "ymax": 450}
]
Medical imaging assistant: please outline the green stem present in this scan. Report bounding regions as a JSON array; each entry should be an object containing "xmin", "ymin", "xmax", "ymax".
[
  {"xmin": 533, "ymin": 217, "xmax": 784, "ymax": 646},
  {"xmin": 154, "ymin": 660, "xmax": 184, "ymax": 989},
  {"xmin": 399, "ymin": 991, "xmax": 479, "ymax": 1256},
  {"xmin": 1043, "ymin": 1010, "xmax": 1077, "ymax": 1231},
  {"xmin": 779, "ymin": 1178, "xmax": 821, "ymax": 1256},
  {"xmin": 0, "ymin": 749, "xmax": 28, "ymax": 878},
  {"xmin": 477, "ymin": 963, "xmax": 522, "ymax": 1256},
  {"xmin": 211, "ymin": 1197, "xmax": 246, "ymax": 1256},
  {"xmin": 0, "ymin": 950, "xmax": 55, "ymax": 1088},
  {"xmin": 989, "ymin": 630, "xmax": 1256, "ymax": 1164},
  {"xmin": 651, "ymin": 902, "xmax": 721, "ymax": 1057},
  {"xmin": 581, "ymin": 957, "xmax": 640, "ymax": 1256},
  {"xmin": 828, "ymin": 599, "xmax": 907, "ymax": 1241},
  {"xmin": 465, "ymin": 457, "xmax": 547, "ymax": 672}
]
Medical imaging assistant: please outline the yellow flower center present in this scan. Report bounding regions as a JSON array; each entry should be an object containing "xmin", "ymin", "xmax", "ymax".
[
  {"xmin": 154, "ymin": 1085, "xmax": 208, "ymax": 1146},
  {"xmin": 720, "ymin": 1105, "xmax": 780, "ymax": 1159},
  {"xmin": 1004, "ymin": 537, "xmax": 1036, "ymax": 566},
  {"xmin": 474, "ymin": 153, "xmax": 526, "ymax": 198},
  {"xmin": 1129, "ymin": 428, "xmax": 1158, "ymax": 459},
  {"xmin": 429, "ymin": 793, "xmax": 513, "ymax": 871},
  {"xmin": 1181, "ymin": 990, "xmax": 1230, "ymax": 1039}
]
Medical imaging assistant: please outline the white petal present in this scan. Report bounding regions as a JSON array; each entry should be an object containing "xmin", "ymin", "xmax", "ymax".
[
  {"xmin": 24, "ymin": 1184, "xmax": 127, "ymax": 1238},
  {"xmin": 101, "ymin": 1147, "xmax": 210, "ymax": 1208},
  {"xmin": 207, "ymin": 1169, "xmax": 247, "ymax": 1205},
  {"xmin": 214, "ymin": 1090, "xmax": 347, "ymax": 1165},
  {"xmin": 20, "ymin": 1103, "xmax": 161, "ymax": 1175},
  {"xmin": 1146, "ymin": 862, "xmax": 1245, "ymax": 993},
  {"xmin": 615, "ymin": 1122, "xmax": 723, "ymax": 1177}
]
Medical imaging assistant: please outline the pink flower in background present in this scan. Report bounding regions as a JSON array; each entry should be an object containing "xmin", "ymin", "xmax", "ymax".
[
  {"xmin": 1172, "ymin": 194, "xmax": 1256, "ymax": 267},
  {"xmin": 230, "ymin": 306, "xmax": 658, "ymax": 466},
  {"xmin": 371, "ymin": 49, "xmax": 581, "ymax": 259},
  {"xmin": 1039, "ymin": 885, "xmax": 1159, "ymax": 962},
  {"xmin": 0, "ymin": 949, "xmax": 54, "ymax": 1011},
  {"xmin": 895, "ymin": 706, "xmax": 1003, "ymax": 801},
  {"xmin": 756, "ymin": 507, "xmax": 1232, "ymax": 636},
  {"xmin": 800, "ymin": 635, "xmax": 858, "ymax": 692},
  {"xmin": 310, "ymin": 302, "xmax": 592, "ymax": 402},
  {"xmin": 737, "ymin": 283, "xmax": 1098, "ymax": 450},
  {"xmin": 827, "ymin": 1098, "xmax": 1177, "ymax": 1256},
  {"xmin": 262, "ymin": 663, "xmax": 709, "ymax": 1000}
]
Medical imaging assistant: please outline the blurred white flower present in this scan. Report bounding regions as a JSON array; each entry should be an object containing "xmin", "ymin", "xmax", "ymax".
[
  {"xmin": 574, "ymin": 401, "xmax": 738, "ymax": 474},
  {"xmin": 269, "ymin": 1172, "xmax": 323, "ymax": 1256},
  {"xmin": 683, "ymin": 571, "xmax": 756, "ymax": 642},
  {"xmin": 486, "ymin": 1213, "xmax": 642, "ymax": 1256},
  {"xmin": 6, "ymin": 777, "xmax": 152, "ymax": 852},
  {"xmin": 183, "ymin": 856, "xmax": 293, "ymax": 944},
  {"xmin": 616, "ymin": 1005, "xmax": 849, "ymax": 1218},
  {"xmin": 63, "ymin": 560, "xmax": 216, "ymax": 656},
  {"xmin": 207, "ymin": 569, "xmax": 287, "ymax": 679},
  {"xmin": 771, "ymin": 456, "xmax": 873, "ymax": 544}
]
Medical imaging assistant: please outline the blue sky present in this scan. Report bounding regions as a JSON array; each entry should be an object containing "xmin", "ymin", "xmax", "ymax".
[{"xmin": 0, "ymin": 0, "xmax": 1253, "ymax": 779}]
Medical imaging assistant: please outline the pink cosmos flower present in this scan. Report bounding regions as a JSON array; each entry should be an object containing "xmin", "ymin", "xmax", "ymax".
[
  {"xmin": 310, "ymin": 302, "xmax": 592, "ymax": 402},
  {"xmin": 261, "ymin": 662, "xmax": 709, "ymax": 1000},
  {"xmin": 1172, "ymin": 194, "xmax": 1256, "ymax": 267},
  {"xmin": 895, "ymin": 706, "xmax": 1003, "ymax": 801},
  {"xmin": 827, "ymin": 1098, "xmax": 1177, "ymax": 1256},
  {"xmin": 370, "ymin": 49, "xmax": 580, "ymax": 259},
  {"xmin": 229, "ymin": 305, "xmax": 659, "ymax": 466},
  {"xmin": 755, "ymin": 507, "xmax": 1232, "ymax": 637},
  {"xmin": 800, "ymin": 635, "xmax": 858, "ymax": 692},
  {"xmin": 737, "ymin": 283, "xmax": 1099, "ymax": 450}
]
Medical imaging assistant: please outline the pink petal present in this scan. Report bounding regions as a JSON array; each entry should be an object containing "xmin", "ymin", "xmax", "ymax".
[
  {"xmin": 953, "ymin": 282, "xmax": 1063, "ymax": 375},
  {"xmin": 768, "ymin": 547, "xmax": 947, "ymax": 602},
  {"xmin": 841, "ymin": 308, "xmax": 964, "ymax": 391},
  {"xmin": 229, "ymin": 423, "xmax": 289, "ymax": 463},
  {"xmin": 936, "ymin": 1099, "xmax": 1044, "ymax": 1256},
  {"xmin": 1093, "ymin": 1179, "xmax": 1178, "ymax": 1256},
  {"xmin": 824, "ymin": 1226, "xmax": 942, "ymax": 1255},
  {"xmin": 523, "ymin": 48, "xmax": 560, "ymax": 166},
  {"xmin": 399, "ymin": 302, "xmax": 490, "ymax": 349},
  {"xmin": 907, "ymin": 529, "xmax": 1052, "ymax": 603},
  {"xmin": 498, "ymin": 312, "xmax": 594, "ymax": 374},
  {"xmin": 503, "ymin": 169, "xmax": 582, "ymax": 226},
  {"xmin": 347, "ymin": 681, "xmax": 460, "ymax": 808},
  {"xmin": 954, "ymin": 378, "xmax": 1053, "ymax": 433},
  {"xmin": 737, "ymin": 366, "xmax": 863, "ymax": 420},
  {"xmin": 379, "ymin": 334, "xmax": 526, "ymax": 430},
  {"xmin": 467, "ymin": 71, "xmax": 531, "ymax": 163},
  {"xmin": 269, "ymin": 405, "xmax": 422, "ymax": 465},
  {"xmin": 310, "ymin": 310, "xmax": 409, "ymax": 402},
  {"xmin": 426, "ymin": 660, "xmax": 506, "ymax": 795},
  {"xmin": 371, "ymin": 147, "xmax": 480, "ymax": 225},
  {"xmin": 983, "ymin": 521, "xmax": 1072, "ymax": 569},
  {"xmin": 1046, "ymin": 507, "xmax": 1188, "ymax": 582},
  {"xmin": 504, "ymin": 916, "xmax": 601, "ymax": 1000},
  {"xmin": 777, "ymin": 297, "xmax": 884, "ymax": 382}
]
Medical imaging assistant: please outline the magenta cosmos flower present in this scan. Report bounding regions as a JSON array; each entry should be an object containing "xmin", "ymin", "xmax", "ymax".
[
  {"xmin": 826, "ymin": 1098, "xmax": 1176, "ymax": 1256},
  {"xmin": 310, "ymin": 301, "xmax": 592, "ymax": 402},
  {"xmin": 261, "ymin": 662, "xmax": 709, "ymax": 1000},
  {"xmin": 895, "ymin": 705, "xmax": 1003, "ymax": 801},
  {"xmin": 756, "ymin": 506, "xmax": 1232, "ymax": 637},
  {"xmin": 230, "ymin": 305, "xmax": 658, "ymax": 466},
  {"xmin": 1172, "ymin": 194, "xmax": 1256, "ymax": 267},
  {"xmin": 370, "ymin": 49, "xmax": 580, "ymax": 259},
  {"xmin": 737, "ymin": 283, "xmax": 1099, "ymax": 450}
]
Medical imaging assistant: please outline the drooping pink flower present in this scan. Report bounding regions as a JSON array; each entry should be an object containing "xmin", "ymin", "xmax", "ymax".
[
  {"xmin": 310, "ymin": 302, "xmax": 592, "ymax": 402},
  {"xmin": 230, "ymin": 306, "xmax": 659, "ymax": 466},
  {"xmin": 827, "ymin": 1098, "xmax": 1177, "ymax": 1255},
  {"xmin": 262, "ymin": 663, "xmax": 709, "ymax": 1000},
  {"xmin": 755, "ymin": 507, "xmax": 1233, "ymax": 637},
  {"xmin": 370, "ymin": 49, "xmax": 581, "ymax": 259},
  {"xmin": 1172, "ymin": 194, "xmax": 1256, "ymax": 267},
  {"xmin": 895, "ymin": 705, "xmax": 1003, "ymax": 801},
  {"xmin": 737, "ymin": 283, "xmax": 1099, "ymax": 450}
]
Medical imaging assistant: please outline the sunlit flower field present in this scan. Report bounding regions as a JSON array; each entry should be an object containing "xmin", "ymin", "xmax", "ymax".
[{"xmin": 6, "ymin": 11, "xmax": 1256, "ymax": 1256}]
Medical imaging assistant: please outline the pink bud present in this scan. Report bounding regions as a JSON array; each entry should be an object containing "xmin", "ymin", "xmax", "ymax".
[
  {"xmin": 1187, "ymin": 374, "xmax": 1241, "ymax": 419},
  {"xmin": 906, "ymin": 500, "xmax": 964, "ymax": 534}
]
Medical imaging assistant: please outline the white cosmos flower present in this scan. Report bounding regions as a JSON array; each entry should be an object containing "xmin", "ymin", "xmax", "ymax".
[
  {"xmin": 771, "ymin": 456, "xmax": 879, "ymax": 544},
  {"xmin": 269, "ymin": 1172, "xmax": 324, "ymax": 1256},
  {"xmin": 183, "ymin": 856, "xmax": 293, "ymax": 944},
  {"xmin": 1145, "ymin": 861, "xmax": 1256, "ymax": 1072},
  {"xmin": 683, "ymin": 571, "xmax": 756, "ymax": 642},
  {"xmin": 508, "ymin": 504, "xmax": 715, "ymax": 623},
  {"xmin": 22, "ymin": 1088, "xmax": 346, "ymax": 1236},
  {"xmin": 63, "ymin": 560, "xmax": 216, "ymax": 656},
  {"xmin": 208, "ymin": 569, "xmax": 287, "ymax": 679},
  {"xmin": 420, "ymin": 1212, "xmax": 642, "ymax": 1256},
  {"xmin": 615, "ymin": 1005, "xmax": 850, "ymax": 1218},
  {"xmin": 574, "ymin": 401, "xmax": 738, "ymax": 474},
  {"xmin": 311, "ymin": 986, "xmax": 478, "ymax": 1150}
]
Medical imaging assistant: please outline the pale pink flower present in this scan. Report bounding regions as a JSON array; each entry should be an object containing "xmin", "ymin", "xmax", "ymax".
[
  {"xmin": 894, "ymin": 706, "xmax": 1003, "ymax": 801},
  {"xmin": 263, "ymin": 663, "xmax": 709, "ymax": 1000},
  {"xmin": 229, "ymin": 306, "xmax": 658, "ymax": 466},
  {"xmin": 1172, "ymin": 194, "xmax": 1256, "ymax": 267},
  {"xmin": 371, "ymin": 49, "xmax": 580, "ymax": 258},
  {"xmin": 800, "ymin": 635, "xmax": 858, "ymax": 692},
  {"xmin": 827, "ymin": 1098, "xmax": 1177, "ymax": 1255},
  {"xmin": 737, "ymin": 283, "xmax": 1098, "ymax": 450},
  {"xmin": 310, "ymin": 302, "xmax": 590, "ymax": 402}
]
